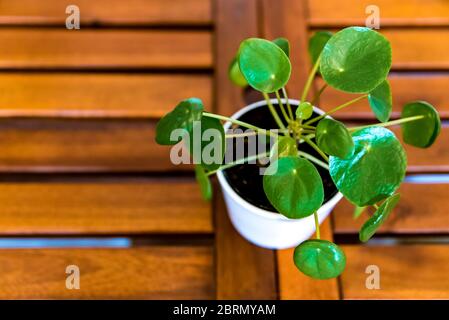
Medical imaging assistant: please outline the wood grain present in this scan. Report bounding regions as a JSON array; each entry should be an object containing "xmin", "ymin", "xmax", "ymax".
[
  {"xmin": 333, "ymin": 181, "xmax": 449, "ymax": 234},
  {"xmin": 308, "ymin": 0, "xmax": 449, "ymax": 27},
  {"xmin": 317, "ymin": 73, "xmax": 449, "ymax": 120},
  {"xmin": 341, "ymin": 245, "xmax": 449, "ymax": 299},
  {"xmin": 0, "ymin": 29, "xmax": 212, "ymax": 69},
  {"xmin": 0, "ymin": 0, "xmax": 212, "ymax": 26},
  {"xmin": 0, "ymin": 119, "xmax": 187, "ymax": 173},
  {"xmin": 0, "ymin": 178, "xmax": 211, "ymax": 235},
  {"xmin": 0, "ymin": 246, "xmax": 214, "ymax": 299},
  {"xmin": 0, "ymin": 73, "xmax": 212, "ymax": 118}
]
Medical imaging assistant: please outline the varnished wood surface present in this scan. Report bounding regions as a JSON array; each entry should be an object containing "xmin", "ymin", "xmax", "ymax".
[
  {"xmin": 0, "ymin": 178, "xmax": 211, "ymax": 235},
  {"xmin": 0, "ymin": 246, "xmax": 214, "ymax": 299},
  {"xmin": 0, "ymin": 29, "xmax": 213, "ymax": 69}
]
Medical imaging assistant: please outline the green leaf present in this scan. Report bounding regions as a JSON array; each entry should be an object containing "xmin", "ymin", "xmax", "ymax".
[
  {"xmin": 295, "ymin": 101, "xmax": 313, "ymax": 120},
  {"xmin": 263, "ymin": 156, "xmax": 324, "ymax": 218},
  {"xmin": 294, "ymin": 240, "xmax": 346, "ymax": 280},
  {"xmin": 368, "ymin": 80, "xmax": 392, "ymax": 122},
  {"xmin": 359, "ymin": 194, "xmax": 400, "ymax": 242},
  {"xmin": 329, "ymin": 127, "xmax": 406, "ymax": 206},
  {"xmin": 308, "ymin": 31, "xmax": 332, "ymax": 66},
  {"xmin": 238, "ymin": 38, "xmax": 291, "ymax": 93},
  {"xmin": 353, "ymin": 206, "xmax": 366, "ymax": 219},
  {"xmin": 189, "ymin": 117, "xmax": 225, "ymax": 171},
  {"xmin": 401, "ymin": 101, "xmax": 441, "ymax": 148},
  {"xmin": 270, "ymin": 136, "xmax": 297, "ymax": 161},
  {"xmin": 228, "ymin": 57, "xmax": 248, "ymax": 87},
  {"xmin": 194, "ymin": 165, "xmax": 212, "ymax": 201},
  {"xmin": 272, "ymin": 37, "xmax": 290, "ymax": 57},
  {"xmin": 320, "ymin": 27, "xmax": 392, "ymax": 93},
  {"xmin": 316, "ymin": 118, "xmax": 354, "ymax": 159},
  {"xmin": 155, "ymin": 98, "xmax": 204, "ymax": 145}
]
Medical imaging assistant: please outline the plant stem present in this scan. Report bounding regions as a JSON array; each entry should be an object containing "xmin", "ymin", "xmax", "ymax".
[
  {"xmin": 304, "ymin": 137, "xmax": 329, "ymax": 163},
  {"xmin": 306, "ymin": 94, "xmax": 368, "ymax": 125},
  {"xmin": 348, "ymin": 115, "xmax": 425, "ymax": 132},
  {"xmin": 203, "ymin": 112, "xmax": 278, "ymax": 138},
  {"xmin": 311, "ymin": 83, "xmax": 328, "ymax": 106},
  {"xmin": 225, "ymin": 132, "xmax": 258, "ymax": 138},
  {"xmin": 301, "ymin": 54, "xmax": 321, "ymax": 103},
  {"xmin": 262, "ymin": 92, "xmax": 287, "ymax": 132},
  {"xmin": 314, "ymin": 212, "xmax": 321, "ymax": 240},
  {"xmin": 373, "ymin": 204, "xmax": 379, "ymax": 210},
  {"xmin": 298, "ymin": 151, "xmax": 329, "ymax": 170},
  {"xmin": 275, "ymin": 90, "xmax": 292, "ymax": 123},
  {"xmin": 206, "ymin": 152, "xmax": 269, "ymax": 176},
  {"xmin": 281, "ymin": 87, "xmax": 294, "ymax": 120}
]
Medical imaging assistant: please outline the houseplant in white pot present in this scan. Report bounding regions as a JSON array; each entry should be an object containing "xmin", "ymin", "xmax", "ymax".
[{"xmin": 155, "ymin": 27, "xmax": 441, "ymax": 279}]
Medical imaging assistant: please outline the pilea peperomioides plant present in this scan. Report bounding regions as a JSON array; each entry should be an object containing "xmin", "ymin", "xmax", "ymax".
[{"xmin": 155, "ymin": 27, "xmax": 441, "ymax": 280}]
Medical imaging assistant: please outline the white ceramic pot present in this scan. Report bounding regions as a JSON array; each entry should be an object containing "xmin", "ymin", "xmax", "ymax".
[{"xmin": 216, "ymin": 99, "xmax": 343, "ymax": 249}]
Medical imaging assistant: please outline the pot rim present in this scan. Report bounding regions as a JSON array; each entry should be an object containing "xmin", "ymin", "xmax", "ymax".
[{"xmin": 216, "ymin": 98, "xmax": 343, "ymax": 221}]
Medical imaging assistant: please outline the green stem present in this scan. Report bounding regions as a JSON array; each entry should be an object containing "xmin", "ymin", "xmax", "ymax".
[
  {"xmin": 304, "ymin": 137, "xmax": 329, "ymax": 163},
  {"xmin": 225, "ymin": 132, "xmax": 258, "ymax": 138},
  {"xmin": 348, "ymin": 115, "xmax": 425, "ymax": 132},
  {"xmin": 263, "ymin": 92, "xmax": 287, "ymax": 132},
  {"xmin": 314, "ymin": 212, "xmax": 321, "ymax": 240},
  {"xmin": 306, "ymin": 94, "xmax": 368, "ymax": 125},
  {"xmin": 311, "ymin": 83, "xmax": 328, "ymax": 106},
  {"xmin": 207, "ymin": 152, "xmax": 269, "ymax": 176},
  {"xmin": 301, "ymin": 54, "xmax": 321, "ymax": 103},
  {"xmin": 275, "ymin": 90, "xmax": 292, "ymax": 123},
  {"xmin": 203, "ymin": 112, "xmax": 278, "ymax": 138},
  {"xmin": 298, "ymin": 151, "xmax": 329, "ymax": 170},
  {"xmin": 281, "ymin": 87, "xmax": 294, "ymax": 120},
  {"xmin": 373, "ymin": 204, "xmax": 379, "ymax": 210}
]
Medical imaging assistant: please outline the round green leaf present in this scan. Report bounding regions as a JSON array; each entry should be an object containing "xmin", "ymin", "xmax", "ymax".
[
  {"xmin": 296, "ymin": 102, "xmax": 313, "ymax": 120},
  {"xmin": 368, "ymin": 80, "xmax": 392, "ymax": 122},
  {"xmin": 320, "ymin": 27, "xmax": 392, "ymax": 93},
  {"xmin": 238, "ymin": 38, "xmax": 291, "ymax": 93},
  {"xmin": 189, "ymin": 117, "xmax": 225, "ymax": 171},
  {"xmin": 401, "ymin": 101, "xmax": 441, "ymax": 148},
  {"xmin": 329, "ymin": 127, "xmax": 406, "ymax": 206},
  {"xmin": 194, "ymin": 165, "xmax": 212, "ymax": 201},
  {"xmin": 263, "ymin": 156, "xmax": 324, "ymax": 218},
  {"xmin": 316, "ymin": 118, "xmax": 354, "ymax": 159},
  {"xmin": 308, "ymin": 31, "xmax": 333, "ymax": 65},
  {"xmin": 294, "ymin": 240, "xmax": 346, "ymax": 280},
  {"xmin": 270, "ymin": 136, "xmax": 297, "ymax": 161},
  {"xmin": 155, "ymin": 98, "xmax": 204, "ymax": 145},
  {"xmin": 272, "ymin": 37, "xmax": 290, "ymax": 57},
  {"xmin": 228, "ymin": 57, "xmax": 248, "ymax": 87},
  {"xmin": 359, "ymin": 194, "xmax": 400, "ymax": 242}
]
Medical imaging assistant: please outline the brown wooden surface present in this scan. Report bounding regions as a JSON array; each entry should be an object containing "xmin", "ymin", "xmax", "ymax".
[
  {"xmin": 0, "ymin": 246, "xmax": 214, "ymax": 299},
  {"xmin": 0, "ymin": 0, "xmax": 212, "ymax": 26},
  {"xmin": 341, "ymin": 245, "xmax": 449, "ymax": 299},
  {"xmin": 0, "ymin": 73, "xmax": 212, "ymax": 118},
  {"xmin": 214, "ymin": 0, "xmax": 277, "ymax": 300},
  {"xmin": 318, "ymin": 73, "xmax": 449, "ymax": 120},
  {"xmin": 308, "ymin": 0, "xmax": 449, "ymax": 27},
  {"xmin": 0, "ymin": 29, "xmax": 212, "ymax": 69},
  {"xmin": 334, "ymin": 181, "xmax": 449, "ymax": 234},
  {"xmin": 0, "ymin": 179, "xmax": 211, "ymax": 235}
]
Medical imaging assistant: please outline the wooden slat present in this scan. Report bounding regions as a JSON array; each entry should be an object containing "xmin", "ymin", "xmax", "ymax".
[
  {"xmin": 0, "ymin": 179, "xmax": 211, "ymax": 235},
  {"xmin": 0, "ymin": 29, "xmax": 212, "ymax": 69},
  {"xmin": 277, "ymin": 219, "xmax": 340, "ymax": 299},
  {"xmin": 341, "ymin": 245, "xmax": 449, "ymax": 299},
  {"xmin": 0, "ymin": 0, "xmax": 212, "ymax": 26},
  {"xmin": 334, "ymin": 180, "xmax": 449, "ymax": 234},
  {"xmin": 215, "ymin": 0, "xmax": 277, "ymax": 299},
  {"xmin": 308, "ymin": 0, "xmax": 449, "ymax": 27},
  {"xmin": 0, "ymin": 246, "xmax": 214, "ymax": 299},
  {"xmin": 0, "ymin": 119, "xmax": 187, "ymax": 173},
  {"xmin": 0, "ymin": 73, "xmax": 212, "ymax": 118},
  {"xmin": 317, "ymin": 73, "xmax": 449, "ymax": 120}
]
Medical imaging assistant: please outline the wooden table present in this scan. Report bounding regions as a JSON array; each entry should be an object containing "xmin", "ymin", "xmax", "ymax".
[{"xmin": 0, "ymin": 0, "xmax": 447, "ymax": 299}]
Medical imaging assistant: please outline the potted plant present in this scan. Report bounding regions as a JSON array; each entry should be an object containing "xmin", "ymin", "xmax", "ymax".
[{"xmin": 155, "ymin": 27, "xmax": 441, "ymax": 280}]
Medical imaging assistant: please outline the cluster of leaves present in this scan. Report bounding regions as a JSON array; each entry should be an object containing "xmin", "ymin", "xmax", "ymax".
[{"xmin": 156, "ymin": 27, "xmax": 441, "ymax": 280}]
